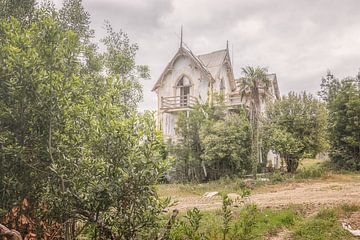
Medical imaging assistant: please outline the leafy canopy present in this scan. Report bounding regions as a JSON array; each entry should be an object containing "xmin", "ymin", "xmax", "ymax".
[
  {"xmin": 0, "ymin": 2, "xmax": 167, "ymax": 239},
  {"xmin": 263, "ymin": 92, "xmax": 328, "ymax": 173}
]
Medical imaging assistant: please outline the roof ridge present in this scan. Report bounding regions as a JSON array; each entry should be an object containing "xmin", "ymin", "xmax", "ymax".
[{"xmin": 197, "ymin": 48, "xmax": 227, "ymax": 57}]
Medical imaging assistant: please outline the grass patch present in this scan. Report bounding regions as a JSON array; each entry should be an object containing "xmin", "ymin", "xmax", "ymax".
[
  {"xmin": 164, "ymin": 202, "xmax": 360, "ymax": 240},
  {"xmin": 254, "ymin": 207, "xmax": 299, "ymax": 237},
  {"xmin": 294, "ymin": 208, "xmax": 354, "ymax": 240},
  {"xmin": 295, "ymin": 159, "xmax": 329, "ymax": 179},
  {"xmin": 168, "ymin": 204, "xmax": 300, "ymax": 240}
]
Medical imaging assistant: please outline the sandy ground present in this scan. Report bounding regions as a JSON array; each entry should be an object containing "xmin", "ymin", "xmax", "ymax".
[{"xmin": 168, "ymin": 180, "xmax": 360, "ymax": 211}]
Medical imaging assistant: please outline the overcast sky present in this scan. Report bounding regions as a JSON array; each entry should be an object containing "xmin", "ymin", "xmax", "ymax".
[{"xmin": 54, "ymin": 0, "xmax": 360, "ymax": 110}]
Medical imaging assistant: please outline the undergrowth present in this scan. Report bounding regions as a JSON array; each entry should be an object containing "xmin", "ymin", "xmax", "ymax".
[{"xmin": 165, "ymin": 202, "xmax": 360, "ymax": 240}]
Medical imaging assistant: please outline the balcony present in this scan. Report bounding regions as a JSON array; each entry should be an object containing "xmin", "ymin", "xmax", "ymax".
[
  {"xmin": 225, "ymin": 93, "xmax": 242, "ymax": 107},
  {"xmin": 161, "ymin": 95, "xmax": 197, "ymax": 111}
]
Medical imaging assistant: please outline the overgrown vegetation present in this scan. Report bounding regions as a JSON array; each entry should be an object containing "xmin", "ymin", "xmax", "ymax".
[
  {"xmin": 0, "ymin": 1, "xmax": 168, "ymax": 239},
  {"xmin": 165, "ymin": 201, "xmax": 359, "ymax": 240},
  {"xmin": 170, "ymin": 103, "xmax": 252, "ymax": 181},
  {"xmin": 1, "ymin": 0, "xmax": 360, "ymax": 239},
  {"xmin": 319, "ymin": 71, "xmax": 360, "ymax": 170},
  {"xmin": 263, "ymin": 92, "xmax": 328, "ymax": 173},
  {"xmin": 293, "ymin": 208, "xmax": 354, "ymax": 240},
  {"xmin": 239, "ymin": 66, "xmax": 273, "ymax": 176}
]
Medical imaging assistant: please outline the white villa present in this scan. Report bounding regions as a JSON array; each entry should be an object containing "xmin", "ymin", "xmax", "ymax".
[{"xmin": 152, "ymin": 39, "xmax": 280, "ymax": 144}]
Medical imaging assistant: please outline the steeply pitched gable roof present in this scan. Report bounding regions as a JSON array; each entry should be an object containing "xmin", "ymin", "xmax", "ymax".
[
  {"xmin": 198, "ymin": 49, "xmax": 227, "ymax": 75},
  {"xmin": 152, "ymin": 46, "xmax": 213, "ymax": 91},
  {"xmin": 152, "ymin": 46, "xmax": 236, "ymax": 91},
  {"xmin": 197, "ymin": 49, "xmax": 236, "ymax": 90}
]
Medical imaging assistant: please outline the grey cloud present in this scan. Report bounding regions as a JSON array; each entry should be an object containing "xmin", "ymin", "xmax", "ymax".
[
  {"xmin": 52, "ymin": 0, "xmax": 360, "ymax": 110},
  {"xmin": 85, "ymin": 0, "xmax": 173, "ymax": 36}
]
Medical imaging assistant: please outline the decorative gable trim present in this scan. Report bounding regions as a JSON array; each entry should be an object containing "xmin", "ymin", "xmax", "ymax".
[{"xmin": 152, "ymin": 47, "xmax": 213, "ymax": 91}]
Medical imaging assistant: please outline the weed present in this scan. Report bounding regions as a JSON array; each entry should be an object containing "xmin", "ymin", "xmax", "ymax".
[
  {"xmin": 294, "ymin": 208, "xmax": 353, "ymax": 240},
  {"xmin": 340, "ymin": 203, "xmax": 360, "ymax": 215},
  {"xmin": 170, "ymin": 208, "xmax": 207, "ymax": 240},
  {"xmin": 221, "ymin": 195, "xmax": 232, "ymax": 240}
]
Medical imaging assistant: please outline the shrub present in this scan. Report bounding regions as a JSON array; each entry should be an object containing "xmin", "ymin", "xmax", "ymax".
[
  {"xmin": 296, "ymin": 167, "xmax": 325, "ymax": 179},
  {"xmin": 170, "ymin": 208, "xmax": 206, "ymax": 240},
  {"xmin": 231, "ymin": 204, "xmax": 259, "ymax": 240},
  {"xmin": 270, "ymin": 172, "xmax": 287, "ymax": 183},
  {"xmin": 295, "ymin": 161, "xmax": 328, "ymax": 179}
]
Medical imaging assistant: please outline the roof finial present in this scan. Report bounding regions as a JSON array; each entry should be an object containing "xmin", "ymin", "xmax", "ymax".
[
  {"xmin": 180, "ymin": 25, "xmax": 183, "ymax": 48},
  {"xmin": 226, "ymin": 40, "xmax": 229, "ymax": 50}
]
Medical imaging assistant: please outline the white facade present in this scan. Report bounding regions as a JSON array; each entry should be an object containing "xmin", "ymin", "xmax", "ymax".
[{"xmin": 152, "ymin": 43, "xmax": 280, "ymax": 143}]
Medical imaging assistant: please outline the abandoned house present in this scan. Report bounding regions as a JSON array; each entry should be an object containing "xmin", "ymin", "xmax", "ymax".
[{"xmin": 152, "ymin": 36, "xmax": 281, "ymax": 167}]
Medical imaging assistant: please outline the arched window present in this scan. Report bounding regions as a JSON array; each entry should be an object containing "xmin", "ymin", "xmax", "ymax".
[{"xmin": 176, "ymin": 76, "xmax": 191, "ymax": 107}]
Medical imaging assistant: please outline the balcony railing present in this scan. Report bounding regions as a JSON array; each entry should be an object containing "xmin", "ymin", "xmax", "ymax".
[
  {"xmin": 225, "ymin": 93, "xmax": 242, "ymax": 106},
  {"xmin": 161, "ymin": 95, "xmax": 197, "ymax": 110}
]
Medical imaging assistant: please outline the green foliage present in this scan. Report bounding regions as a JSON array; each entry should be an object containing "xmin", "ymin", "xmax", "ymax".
[
  {"xmin": 221, "ymin": 195, "xmax": 232, "ymax": 240},
  {"xmin": 269, "ymin": 172, "xmax": 287, "ymax": 183},
  {"xmin": 0, "ymin": 4, "xmax": 167, "ymax": 239},
  {"xmin": 0, "ymin": 0, "xmax": 36, "ymax": 23},
  {"xmin": 170, "ymin": 208, "xmax": 207, "ymax": 240},
  {"xmin": 263, "ymin": 92, "xmax": 328, "ymax": 173},
  {"xmin": 169, "ymin": 203, "xmax": 298, "ymax": 240},
  {"xmin": 321, "ymin": 72, "xmax": 360, "ymax": 170},
  {"xmin": 171, "ymin": 104, "xmax": 252, "ymax": 181},
  {"xmin": 59, "ymin": 0, "xmax": 94, "ymax": 42},
  {"xmin": 201, "ymin": 111, "xmax": 252, "ymax": 179},
  {"xmin": 165, "ymin": 202, "xmax": 357, "ymax": 240},
  {"xmin": 295, "ymin": 162, "xmax": 327, "ymax": 179},
  {"xmin": 239, "ymin": 66, "xmax": 272, "ymax": 175},
  {"xmin": 172, "ymin": 104, "xmax": 208, "ymax": 181},
  {"xmin": 294, "ymin": 209, "xmax": 352, "ymax": 240},
  {"xmin": 231, "ymin": 204, "xmax": 259, "ymax": 240}
]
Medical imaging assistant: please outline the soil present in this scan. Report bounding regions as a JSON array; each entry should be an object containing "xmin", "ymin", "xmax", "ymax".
[
  {"xmin": 342, "ymin": 211, "xmax": 360, "ymax": 229},
  {"xmin": 168, "ymin": 181, "xmax": 360, "ymax": 211}
]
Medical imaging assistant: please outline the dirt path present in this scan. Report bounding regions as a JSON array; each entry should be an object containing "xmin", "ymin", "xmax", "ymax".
[{"xmin": 169, "ymin": 181, "xmax": 360, "ymax": 211}]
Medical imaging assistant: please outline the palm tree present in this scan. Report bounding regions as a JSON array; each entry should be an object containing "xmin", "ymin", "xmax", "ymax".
[{"xmin": 239, "ymin": 66, "xmax": 271, "ymax": 176}]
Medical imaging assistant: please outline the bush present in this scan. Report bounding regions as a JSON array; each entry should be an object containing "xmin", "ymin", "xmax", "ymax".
[
  {"xmin": 269, "ymin": 172, "xmax": 287, "ymax": 183},
  {"xmin": 295, "ymin": 161, "xmax": 329, "ymax": 179},
  {"xmin": 170, "ymin": 208, "xmax": 206, "ymax": 240},
  {"xmin": 296, "ymin": 167, "xmax": 326, "ymax": 179},
  {"xmin": 170, "ymin": 104, "xmax": 252, "ymax": 182},
  {"xmin": 231, "ymin": 204, "xmax": 259, "ymax": 240}
]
